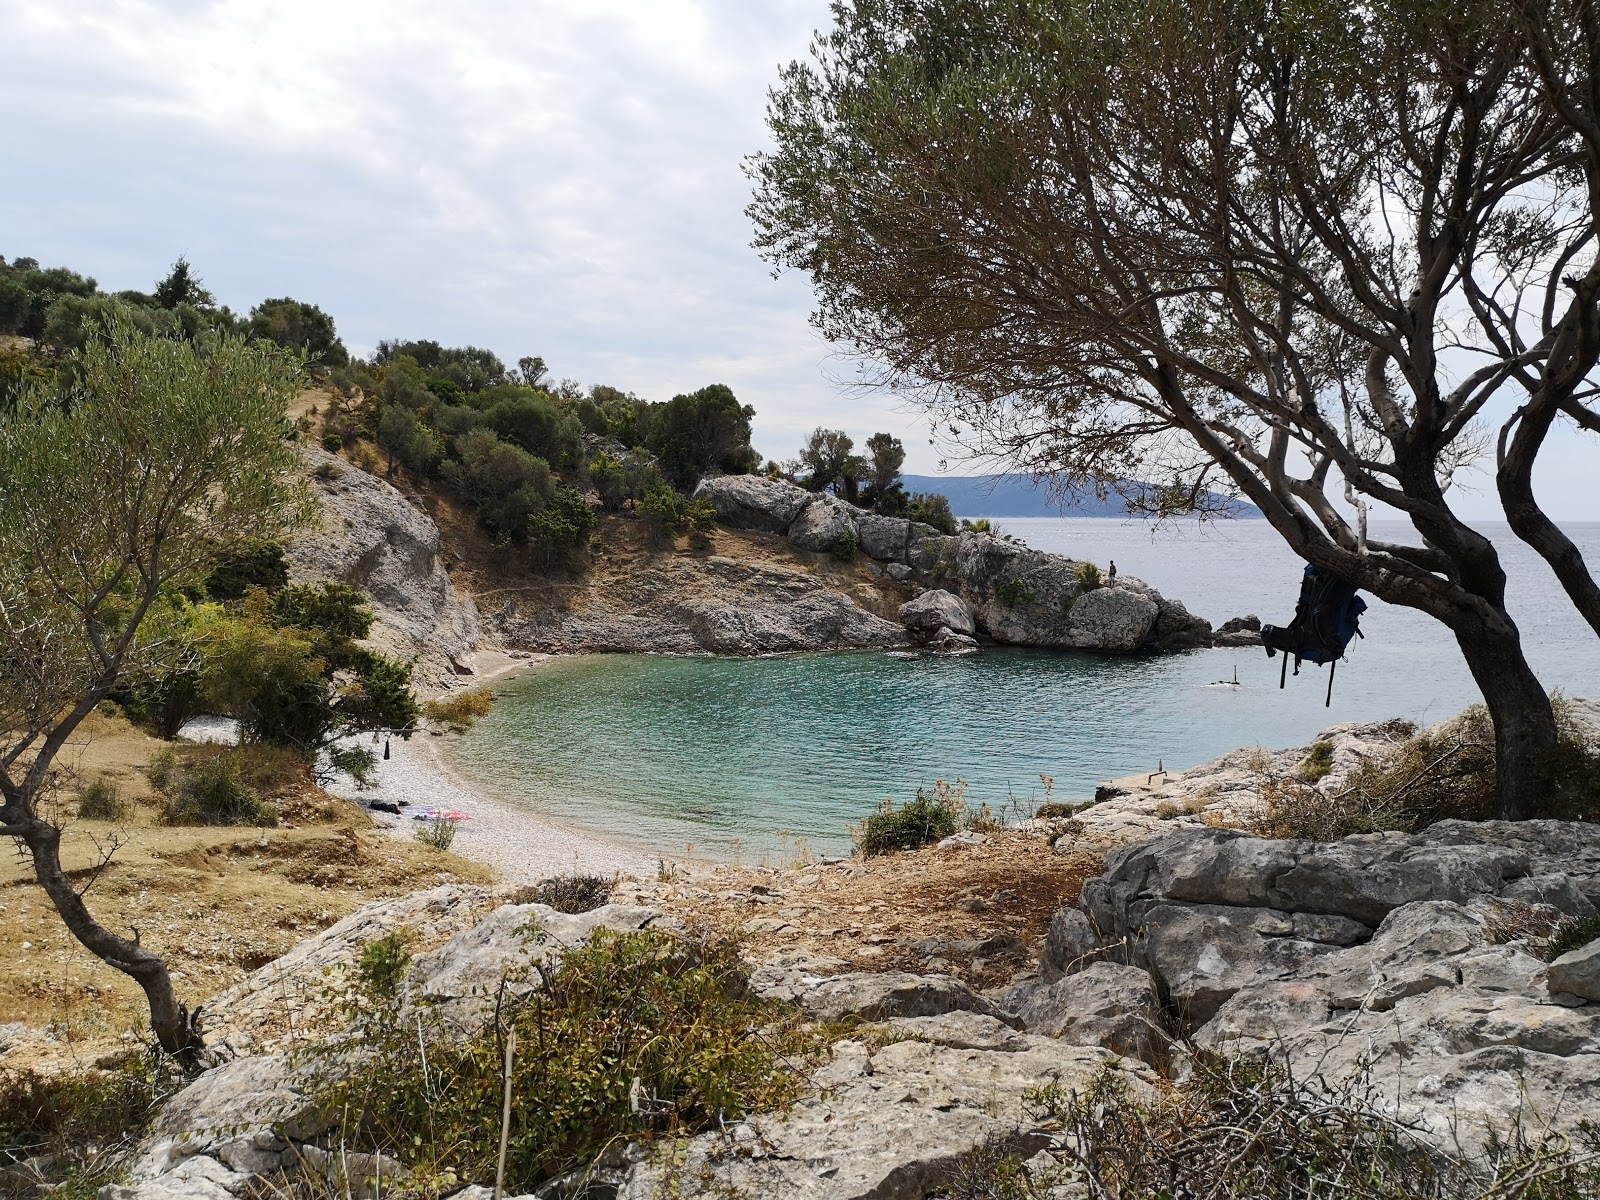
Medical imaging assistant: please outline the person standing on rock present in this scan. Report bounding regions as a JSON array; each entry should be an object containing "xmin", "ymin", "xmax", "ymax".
[{"xmin": 1107, "ymin": 560, "xmax": 1117, "ymax": 587}]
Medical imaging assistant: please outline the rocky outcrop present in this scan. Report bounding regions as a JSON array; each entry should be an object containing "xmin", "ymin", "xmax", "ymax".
[
  {"xmin": 898, "ymin": 589, "xmax": 975, "ymax": 640},
  {"xmin": 493, "ymin": 552, "xmax": 906, "ymax": 654},
  {"xmin": 693, "ymin": 474, "xmax": 1216, "ymax": 655},
  {"xmin": 1042, "ymin": 820, "xmax": 1600, "ymax": 1154},
  {"xmin": 617, "ymin": 1034, "xmax": 1147, "ymax": 1200},
  {"xmin": 289, "ymin": 448, "xmax": 481, "ymax": 691}
]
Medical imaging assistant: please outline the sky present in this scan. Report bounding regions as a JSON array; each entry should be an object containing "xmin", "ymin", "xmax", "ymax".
[{"xmin": 1, "ymin": 0, "xmax": 1595, "ymax": 520}]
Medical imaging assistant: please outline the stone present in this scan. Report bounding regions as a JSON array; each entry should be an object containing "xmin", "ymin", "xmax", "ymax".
[
  {"xmin": 1499, "ymin": 874, "xmax": 1597, "ymax": 916},
  {"xmin": 799, "ymin": 971, "xmax": 1013, "ymax": 1024},
  {"xmin": 1041, "ymin": 908, "xmax": 1101, "ymax": 980},
  {"xmin": 886, "ymin": 562, "xmax": 914, "ymax": 582},
  {"xmin": 100, "ymin": 1154, "xmax": 253, "ymax": 1200},
  {"xmin": 999, "ymin": 962, "xmax": 1166, "ymax": 1064},
  {"xmin": 1064, "ymin": 587, "xmax": 1160, "ymax": 653},
  {"xmin": 899, "ymin": 589, "xmax": 975, "ymax": 639},
  {"xmin": 934, "ymin": 628, "xmax": 981, "ymax": 655},
  {"xmin": 888, "ymin": 1010, "xmax": 1033, "ymax": 1052},
  {"xmin": 616, "ymin": 1036, "xmax": 1151, "ymax": 1200},
  {"xmin": 787, "ymin": 494, "xmax": 858, "ymax": 552},
  {"xmin": 410, "ymin": 902, "xmax": 672, "ymax": 1027},
  {"xmin": 691, "ymin": 474, "xmax": 813, "ymax": 533},
  {"xmin": 856, "ymin": 514, "xmax": 920, "ymax": 563},
  {"xmin": 1548, "ymin": 938, "xmax": 1600, "ymax": 1002}
]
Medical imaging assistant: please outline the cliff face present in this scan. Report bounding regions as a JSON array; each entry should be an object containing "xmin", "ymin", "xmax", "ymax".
[{"xmin": 287, "ymin": 448, "xmax": 482, "ymax": 691}]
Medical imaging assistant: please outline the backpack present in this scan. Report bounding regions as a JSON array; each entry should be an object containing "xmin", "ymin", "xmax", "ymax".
[{"xmin": 1261, "ymin": 564, "xmax": 1367, "ymax": 704}]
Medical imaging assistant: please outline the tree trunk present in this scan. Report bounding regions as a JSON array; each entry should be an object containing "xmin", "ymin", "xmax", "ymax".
[
  {"xmin": 1452, "ymin": 620, "xmax": 1558, "ymax": 822},
  {"xmin": 20, "ymin": 816, "xmax": 203, "ymax": 1064}
]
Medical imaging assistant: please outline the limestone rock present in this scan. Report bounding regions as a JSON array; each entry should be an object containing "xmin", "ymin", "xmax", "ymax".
[
  {"xmin": 617, "ymin": 1036, "xmax": 1150, "ymax": 1200},
  {"xmin": 1065, "ymin": 587, "xmax": 1160, "ymax": 653},
  {"xmin": 933, "ymin": 628, "xmax": 981, "ymax": 655},
  {"xmin": 691, "ymin": 475, "xmax": 813, "ymax": 533},
  {"xmin": 1041, "ymin": 908, "xmax": 1101, "ymax": 981},
  {"xmin": 409, "ymin": 902, "xmax": 673, "ymax": 1027},
  {"xmin": 787, "ymin": 495, "xmax": 858, "ymax": 552},
  {"xmin": 1549, "ymin": 938, "xmax": 1600, "ymax": 1002},
  {"xmin": 800, "ymin": 971, "xmax": 1012, "ymax": 1024},
  {"xmin": 899, "ymin": 589, "xmax": 975, "ymax": 639},
  {"xmin": 857, "ymin": 515, "xmax": 940, "ymax": 564},
  {"xmin": 1000, "ymin": 962, "xmax": 1166, "ymax": 1064},
  {"xmin": 289, "ymin": 447, "xmax": 480, "ymax": 691}
]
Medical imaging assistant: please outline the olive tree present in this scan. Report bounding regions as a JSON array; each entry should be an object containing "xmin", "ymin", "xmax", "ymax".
[
  {"xmin": 0, "ymin": 324, "xmax": 310, "ymax": 1058},
  {"xmin": 750, "ymin": 0, "xmax": 1600, "ymax": 820}
]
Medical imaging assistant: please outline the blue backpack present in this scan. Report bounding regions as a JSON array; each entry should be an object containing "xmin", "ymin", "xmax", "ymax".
[{"xmin": 1261, "ymin": 564, "xmax": 1367, "ymax": 705}]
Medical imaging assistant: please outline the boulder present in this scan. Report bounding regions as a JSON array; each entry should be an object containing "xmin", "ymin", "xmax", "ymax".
[
  {"xmin": 1041, "ymin": 908, "xmax": 1100, "ymax": 981},
  {"xmin": 899, "ymin": 590, "xmax": 975, "ymax": 639},
  {"xmin": 1065, "ymin": 587, "xmax": 1160, "ymax": 653},
  {"xmin": 799, "ymin": 971, "xmax": 1013, "ymax": 1024},
  {"xmin": 1549, "ymin": 938, "xmax": 1600, "ymax": 1002},
  {"xmin": 857, "ymin": 514, "xmax": 936, "ymax": 564},
  {"xmin": 999, "ymin": 962, "xmax": 1166, "ymax": 1064},
  {"xmin": 691, "ymin": 475, "xmax": 812, "ymax": 533},
  {"xmin": 933, "ymin": 628, "xmax": 980, "ymax": 655},
  {"xmin": 787, "ymin": 495, "xmax": 858, "ymax": 552}
]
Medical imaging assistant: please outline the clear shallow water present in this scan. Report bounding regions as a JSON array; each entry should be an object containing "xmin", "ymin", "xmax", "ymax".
[{"xmin": 443, "ymin": 519, "xmax": 1600, "ymax": 860}]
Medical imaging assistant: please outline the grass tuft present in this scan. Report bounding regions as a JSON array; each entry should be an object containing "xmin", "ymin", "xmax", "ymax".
[
  {"xmin": 76, "ymin": 781, "xmax": 127, "ymax": 822},
  {"xmin": 512, "ymin": 874, "xmax": 614, "ymax": 914},
  {"xmin": 1546, "ymin": 913, "xmax": 1600, "ymax": 963}
]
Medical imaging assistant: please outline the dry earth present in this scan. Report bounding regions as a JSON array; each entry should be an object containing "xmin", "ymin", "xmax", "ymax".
[{"xmin": 0, "ymin": 714, "xmax": 490, "ymax": 1059}]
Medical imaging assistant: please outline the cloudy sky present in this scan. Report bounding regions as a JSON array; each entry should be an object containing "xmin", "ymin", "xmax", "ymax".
[{"xmin": 2, "ymin": 0, "xmax": 1595, "ymax": 519}]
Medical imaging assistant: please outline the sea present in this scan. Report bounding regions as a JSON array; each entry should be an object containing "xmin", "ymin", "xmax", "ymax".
[{"xmin": 438, "ymin": 519, "xmax": 1600, "ymax": 860}]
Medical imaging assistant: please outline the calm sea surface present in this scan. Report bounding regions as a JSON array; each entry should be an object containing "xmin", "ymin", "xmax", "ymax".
[{"xmin": 441, "ymin": 520, "xmax": 1600, "ymax": 859}]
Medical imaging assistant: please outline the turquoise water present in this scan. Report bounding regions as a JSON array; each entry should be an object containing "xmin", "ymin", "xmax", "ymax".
[{"xmin": 443, "ymin": 519, "xmax": 1600, "ymax": 859}]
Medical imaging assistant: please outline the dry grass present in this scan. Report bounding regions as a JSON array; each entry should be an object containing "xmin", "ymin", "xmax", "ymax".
[
  {"xmin": 0, "ymin": 714, "xmax": 491, "ymax": 1049},
  {"xmin": 660, "ymin": 827, "xmax": 1106, "ymax": 991}
]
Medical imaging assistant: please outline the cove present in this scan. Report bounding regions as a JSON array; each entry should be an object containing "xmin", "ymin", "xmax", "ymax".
[{"xmin": 438, "ymin": 634, "xmax": 1573, "ymax": 860}]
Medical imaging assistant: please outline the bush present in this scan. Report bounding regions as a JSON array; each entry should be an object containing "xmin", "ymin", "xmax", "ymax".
[
  {"xmin": 414, "ymin": 816, "xmax": 458, "ymax": 850},
  {"xmin": 316, "ymin": 929, "xmax": 818, "ymax": 1194},
  {"xmin": 149, "ymin": 746, "xmax": 290, "ymax": 827},
  {"xmin": 320, "ymin": 431, "xmax": 343, "ymax": 453},
  {"xmin": 831, "ymin": 528, "xmax": 859, "ymax": 561},
  {"xmin": 856, "ymin": 786, "xmax": 963, "ymax": 855},
  {"xmin": 1547, "ymin": 913, "xmax": 1600, "ymax": 963},
  {"xmin": 994, "ymin": 578, "xmax": 1035, "ymax": 606},
  {"xmin": 203, "ymin": 539, "xmax": 289, "ymax": 601},
  {"xmin": 905, "ymin": 491, "xmax": 957, "ymax": 534},
  {"xmin": 421, "ymin": 688, "xmax": 495, "ymax": 733},
  {"xmin": 1255, "ymin": 701, "xmax": 1600, "ymax": 839},
  {"xmin": 1073, "ymin": 560, "xmax": 1103, "ymax": 590},
  {"xmin": 527, "ymin": 486, "xmax": 596, "ymax": 567},
  {"xmin": 76, "ymin": 780, "xmax": 127, "ymax": 822},
  {"xmin": 1026, "ymin": 1055, "xmax": 1600, "ymax": 1199},
  {"xmin": 638, "ymin": 486, "xmax": 689, "ymax": 538},
  {"xmin": 515, "ymin": 873, "xmax": 615, "ymax": 914},
  {"xmin": 1295, "ymin": 741, "xmax": 1335, "ymax": 782}
]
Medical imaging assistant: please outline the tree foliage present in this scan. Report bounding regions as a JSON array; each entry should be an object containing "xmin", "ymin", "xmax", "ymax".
[
  {"xmin": 750, "ymin": 0, "xmax": 1600, "ymax": 819},
  {"xmin": 0, "ymin": 324, "xmax": 310, "ymax": 1057},
  {"xmin": 646, "ymin": 383, "xmax": 759, "ymax": 489}
]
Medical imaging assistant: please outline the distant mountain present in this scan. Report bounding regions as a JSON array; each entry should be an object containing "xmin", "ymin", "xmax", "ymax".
[{"xmin": 899, "ymin": 474, "xmax": 1263, "ymax": 519}]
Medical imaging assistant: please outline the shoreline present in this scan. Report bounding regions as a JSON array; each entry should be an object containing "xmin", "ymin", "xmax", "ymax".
[{"xmin": 329, "ymin": 729, "xmax": 658, "ymax": 884}]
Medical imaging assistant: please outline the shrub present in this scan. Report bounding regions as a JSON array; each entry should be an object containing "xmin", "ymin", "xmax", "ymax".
[
  {"xmin": 905, "ymin": 491, "xmax": 957, "ymax": 534},
  {"xmin": 856, "ymin": 786, "xmax": 962, "ymax": 855},
  {"xmin": 1073, "ymin": 561, "xmax": 1103, "ymax": 590},
  {"xmin": 1255, "ymin": 701, "xmax": 1600, "ymax": 839},
  {"xmin": 1027, "ymin": 1055, "xmax": 1600, "ymax": 1199},
  {"xmin": 638, "ymin": 486, "xmax": 689, "ymax": 538},
  {"xmin": 1035, "ymin": 802, "xmax": 1076, "ymax": 819},
  {"xmin": 831, "ymin": 528, "xmax": 859, "ymax": 561},
  {"xmin": 421, "ymin": 688, "xmax": 495, "ymax": 733},
  {"xmin": 414, "ymin": 816, "xmax": 458, "ymax": 851},
  {"xmin": 527, "ymin": 486, "xmax": 596, "ymax": 567},
  {"xmin": 994, "ymin": 578, "xmax": 1035, "ymax": 606},
  {"xmin": 515, "ymin": 873, "xmax": 615, "ymax": 914},
  {"xmin": 320, "ymin": 431, "xmax": 343, "ymax": 453},
  {"xmin": 1547, "ymin": 914, "xmax": 1600, "ymax": 963},
  {"xmin": 76, "ymin": 780, "xmax": 127, "ymax": 822},
  {"xmin": 316, "ymin": 929, "xmax": 819, "ymax": 1193},
  {"xmin": 203, "ymin": 539, "xmax": 289, "ymax": 601},
  {"xmin": 149, "ymin": 746, "xmax": 294, "ymax": 827},
  {"xmin": 1295, "ymin": 741, "xmax": 1336, "ymax": 783}
]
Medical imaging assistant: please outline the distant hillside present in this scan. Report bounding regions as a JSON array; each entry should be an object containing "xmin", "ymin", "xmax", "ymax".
[{"xmin": 900, "ymin": 474, "xmax": 1263, "ymax": 519}]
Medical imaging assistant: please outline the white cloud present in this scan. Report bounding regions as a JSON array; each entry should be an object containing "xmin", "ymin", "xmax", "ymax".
[{"xmin": 1, "ymin": 0, "xmax": 1594, "ymax": 517}]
